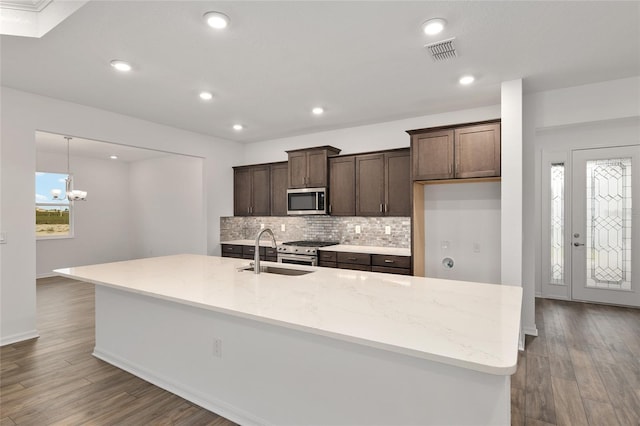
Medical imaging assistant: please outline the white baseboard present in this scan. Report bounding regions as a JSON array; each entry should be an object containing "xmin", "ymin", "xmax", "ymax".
[
  {"xmin": 0, "ymin": 329, "xmax": 39, "ymax": 346},
  {"xmin": 522, "ymin": 325, "xmax": 538, "ymax": 337},
  {"xmin": 37, "ymin": 272, "xmax": 57, "ymax": 279},
  {"xmin": 92, "ymin": 347, "xmax": 269, "ymax": 426}
]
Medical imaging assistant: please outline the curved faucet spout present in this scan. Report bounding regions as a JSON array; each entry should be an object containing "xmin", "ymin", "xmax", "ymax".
[{"xmin": 254, "ymin": 228, "xmax": 277, "ymax": 274}]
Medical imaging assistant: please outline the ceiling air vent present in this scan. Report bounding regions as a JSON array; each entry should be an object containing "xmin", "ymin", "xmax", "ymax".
[{"xmin": 424, "ymin": 37, "xmax": 457, "ymax": 61}]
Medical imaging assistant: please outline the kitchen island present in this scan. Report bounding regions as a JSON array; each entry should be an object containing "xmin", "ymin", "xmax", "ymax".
[{"xmin": 55, "ymin": 254, "xmax": 522, "ymax": 425}]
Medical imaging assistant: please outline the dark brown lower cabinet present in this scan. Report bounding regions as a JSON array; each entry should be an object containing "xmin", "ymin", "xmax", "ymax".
[{"xmin": 221, "ymin": 244, "xmax": 276, "ymax": 261}]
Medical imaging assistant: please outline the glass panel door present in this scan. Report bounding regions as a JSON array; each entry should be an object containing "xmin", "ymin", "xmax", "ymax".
[{"xmin": 571, "ymin": 146, "xmax": 640, "ymax": 307}]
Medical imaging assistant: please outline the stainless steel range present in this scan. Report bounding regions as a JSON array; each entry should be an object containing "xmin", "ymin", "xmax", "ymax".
[{"xmin": 277, "ymin": 240, "xmax": 339, "ymax": 266}]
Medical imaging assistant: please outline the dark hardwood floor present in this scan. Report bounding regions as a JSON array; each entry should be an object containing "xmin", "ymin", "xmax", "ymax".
[{"xmin": 1, "ymin": 278, "xmax": 639, "ymax": 425}]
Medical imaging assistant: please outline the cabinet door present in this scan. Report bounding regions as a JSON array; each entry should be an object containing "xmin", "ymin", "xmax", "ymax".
[
  {"xmin": 454, "ymin": 123, "xmax": 501, "ymax": 178},
  {"xmin": 270, "ymin": 163, "xmax": 288, "ymax": 216},
  {"xmin": 306, "ymin": 150, "xmax": 328, "ymax": 187},
  {"xmin": 233, "ymin": 168, "xmax": 252, "ymax": 216},
  {"xmin": 251, "ymin": 166, "xmax": 271, "ymax": 216},
  {"xmin": 329, "ymin": 156, "xmax": 355, "ymax": 215},
  {"xmin": 288, "ymin": 151, "xmax": 307, "ymax": 188},
  {"xmin": 385, "ymin": 151, "xmax": 411, "ymax": 216},
  {"xmin": 411, "ymin": 130, "xmax": 454, "ymax": 180},
  {"xmin": 356, "ymin": 154, "xmax": 385, "ymax": 216}
]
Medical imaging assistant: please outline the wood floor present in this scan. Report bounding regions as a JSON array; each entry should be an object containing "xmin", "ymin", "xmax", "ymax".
[
  {"xmin": 1, "ymin": 278, "xmax": 639, "ymax": 425},
  {"xmin": 512, "ymin": 298, "xmax": 640, "ymax": 425}
]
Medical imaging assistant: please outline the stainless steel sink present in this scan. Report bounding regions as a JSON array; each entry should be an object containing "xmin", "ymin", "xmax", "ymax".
[{"xmin": 239, "ymin": 265, "xmax": 314, "ymax": 276}]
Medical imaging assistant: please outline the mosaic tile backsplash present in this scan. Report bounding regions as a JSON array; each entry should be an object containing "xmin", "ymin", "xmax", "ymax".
[{"xmin": 221, "ymin": 216, "xmax": 410, "ymax": 248}]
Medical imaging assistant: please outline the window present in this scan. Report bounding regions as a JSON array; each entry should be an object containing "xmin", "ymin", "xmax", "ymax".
[{"xmin": 35, "ymin": 172, "xmax": 73, "ymax": 238}]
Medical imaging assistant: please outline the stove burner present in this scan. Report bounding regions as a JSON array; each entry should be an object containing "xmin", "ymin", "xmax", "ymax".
[{"xmin": 282, "ymin": 240, "xmax": 339, "ymax": 247}]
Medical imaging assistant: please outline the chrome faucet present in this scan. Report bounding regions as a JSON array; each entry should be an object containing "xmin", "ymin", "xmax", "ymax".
[{"xmin": 254, "ymin": 228, "xmax": 277, "ymax": 274}]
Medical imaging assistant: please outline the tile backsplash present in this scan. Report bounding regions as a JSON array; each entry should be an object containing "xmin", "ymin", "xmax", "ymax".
[{"xmin": 221, "ymin": 216, "xmax": 410, "ymax": 248}]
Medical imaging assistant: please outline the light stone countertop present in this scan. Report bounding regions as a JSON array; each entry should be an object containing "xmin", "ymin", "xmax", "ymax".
[
  {"xmin": 221, "ymin": 239, "xmax": 276, "ymax": 247},
  {"xmin": 320, "ymin": 244, "xmax": 411, "ymax": 256},
  {"xmin": 55, "ymin": 254, "xmax": 522, "ymax": 375},
  {"xmin": 222, "ymin": 240, "xmax": 411, "ymax": 256}
]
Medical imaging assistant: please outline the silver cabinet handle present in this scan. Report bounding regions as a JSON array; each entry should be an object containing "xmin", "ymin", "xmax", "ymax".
[
  {"xmin": 384, "ymin": 259, "xmax": 395, "ymax": 264},
  {"xmin": 329, "ymin": 204, "xmax": 332, "ymax": 213},
  {"xmin": 380, "ymin": 203, "xmax": 383, "ymax": 212},
  {"xmin": 573, "ymin": 242, "xmax": 585, "ymax": 247}
]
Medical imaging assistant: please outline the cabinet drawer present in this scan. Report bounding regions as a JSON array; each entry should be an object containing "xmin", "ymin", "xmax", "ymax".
[
  {"xmin": 337, "ymin": 252, "xmax": 371, "ymax": 265},
  {"xmin": 243, "ymin": 246, "xmax": 265, "ymax": 256},
  {"xmin": 318, "ymin": 260, "xmax": 337, "ymax": 268},
  {"xmin": 265, "ymin": 255, "xmax": 278, "ymax": 262},
  {"xmin": 318, "ymin": 251, "xmax": 337, "ymax": 262},
  {"xmin": 338, "ymin": 263, "xmax": 371, "ymax": 272},
  {"xmin": 371, "ymin": 254, "xmax": 411, "ymax": 269},
  {"xmin": 265, "ymin": 247, "xmax": 278, "ymax": 257},
  {"xmin": 371, "ymin": 266, "xmax": 411, "ymax": 276},
  {"xmin": 222, "ymin": 244, "xmax": 242, "ymax": 256}
]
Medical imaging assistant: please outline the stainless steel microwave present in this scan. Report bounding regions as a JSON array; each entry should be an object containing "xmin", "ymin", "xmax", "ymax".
[{"xmin": 287, "ymin": 187, "xmax": 327, "ymax": 215}]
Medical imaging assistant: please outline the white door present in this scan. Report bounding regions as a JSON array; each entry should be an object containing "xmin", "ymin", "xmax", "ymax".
[{"xmin": 571, "ymin": 145, "xmax": 640, "ymax": 307}]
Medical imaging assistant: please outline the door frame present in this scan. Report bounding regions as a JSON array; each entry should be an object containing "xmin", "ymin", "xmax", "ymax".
[{"xmin": 540, "ymin": 142, "xmax": 640, "ymax": 305}]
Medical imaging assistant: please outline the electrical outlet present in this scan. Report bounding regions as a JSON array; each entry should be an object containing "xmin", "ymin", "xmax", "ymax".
[
  {"xmin": 0, "ymin": 232, "xmax": 6, "ymax": 244},
  {"xmin": 385, "ymin": 226, "xmax": 391, "ymax": 235},
  {"xmin": 213, "ymin": 338, "xmax": 222, "ymax": 358},
  {"xmin": 355, "ymin": 225, "xmax": 361, "ymax": 234},
  {"xmin": 260, "ymin": 223, "xmax": 265, "ymax": 229},
  {"xmin": 473, "ymin": 242, "xmax": 481, "ymax": 253},
  {"xmin": 281, "ymin": 224, "xmax": 286, "ymax": 232}
]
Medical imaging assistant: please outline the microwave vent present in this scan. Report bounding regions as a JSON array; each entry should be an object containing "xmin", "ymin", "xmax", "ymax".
[{"xmin": 424, "ymin": 38, "xmax": 457, "ymax": 61}]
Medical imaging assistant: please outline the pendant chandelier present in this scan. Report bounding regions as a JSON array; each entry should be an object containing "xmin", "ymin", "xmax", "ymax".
[{"xmin": 51, "ymin": 136, "xmax": 87, "ymax": 201}]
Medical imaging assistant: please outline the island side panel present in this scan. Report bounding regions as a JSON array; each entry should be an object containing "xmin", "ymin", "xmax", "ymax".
[{"xmin": 94, "ymin": 285, "xmax": 511, "ymax": 426}]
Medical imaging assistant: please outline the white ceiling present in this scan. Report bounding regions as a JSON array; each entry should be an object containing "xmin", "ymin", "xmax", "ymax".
[
  {"xmin": 35, "ymin": 131, "xmax": 172, "ymax": 163},
  {"xmin": 2, "ymin": 1, "xmax": 639, "ymax": 144}
]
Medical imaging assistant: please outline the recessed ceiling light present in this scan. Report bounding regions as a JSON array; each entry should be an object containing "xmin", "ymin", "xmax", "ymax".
[
  {"xmin": 110, "ymin": 60, "xmax": 132, "ymax": 72},
  {"xmin": 422, "ymin": 18, "xmax": 446, "ymax": 36},
  {"xmin": 312, "ymin": 107, "xmax": 324, "ymax": 115},
  {"xmin": 199, "ymin": 91, "xmax": 213, "ymax": 101},
  {"xmin": 459, "ymin": 75, "xmax": 475, "ymax": 85},
  {"xmin": 233, "ymin": 124, "xmax": 243, "ymax": 131},
  {"xmin": 204, "ymin": 11, "xmax": 229, "ymax": 29},
  {"xmin": 110, "ymin": 155, "xmax": 118, "ymax": 160}
]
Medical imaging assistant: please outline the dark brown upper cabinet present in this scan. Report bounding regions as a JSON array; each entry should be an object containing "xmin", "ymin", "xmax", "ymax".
[
  {"xmin": 356, "ymin": 153, "xmax": 385, "ymax": 216},
  {"xmin": 384, "ymin": 150, "xmax": 411, "ymax": 216},
  {"xmin": 270, "ymin": 162, "xmax": 289, "ymax": 216},
  {"xmin": 354, "ymin": 149, "xmax": 410, "ymax": 217},
  {"xmin": 409, "ymin": 121, "xmax": 500, "ymax": 181},
  {"xmin": 233, "ymin": 165, "xmax": 270, "ymax": 216},
  {"xmin": 329, "ymin": 156, "xmax": 356, "ymax": 215},
  {"xmin": 287, "ymin": 146, "xmax": 341, "ymax": 188}
]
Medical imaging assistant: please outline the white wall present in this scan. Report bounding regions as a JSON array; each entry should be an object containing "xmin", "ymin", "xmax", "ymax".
[
  {"xmin": 129, "ymin": 155, "xmax": 206, "ymax": 259},
  {"xmin": 0, "ymin": 87, "xmax": 242, "ymax": 345},
  {"xmin": 36, "ymin": 152, "xmax": 131, "ymax": 277},
  {"xmin": 241, "ymin": 105, "xmax": 501, "ymax": 164},
  {"xmin": 424, "ymin": 182, "xmax": 501, "ymax": 284}
]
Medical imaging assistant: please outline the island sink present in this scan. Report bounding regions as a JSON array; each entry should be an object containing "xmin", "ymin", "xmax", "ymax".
[{"xmin": 239, "ymin": 265, "xmax": 314, "ymax": 276}]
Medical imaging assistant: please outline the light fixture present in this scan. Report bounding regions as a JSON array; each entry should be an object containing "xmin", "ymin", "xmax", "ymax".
[
  {"xmin": 204, "ymin": 11, "xmax": 229, "ymax": 29},
  {"xmin": 233, "ymin": 124, "xmax": 243, "ymax": 131},
  {"xmin": 110, "ymin": 60, "xmax": 132, "ymax": 72},
  {"xmin": 312, "ymin": 107, "xmax": 324, "ymax": 115},
  {"xmin": 51, "ymin": 137, "xmax": 87, "ymax": 201},
  {"xmin": 422, "ymin": 18, "xmax": 446, "ymax": 36},
  {"xmin": 199, "ymin": 91, "xmax": 213, "ymax": 100},
  {"xmin": 110, "ymin": 155, "xmax": 118, "ymax": 160},
  {"xmin": 459, "ymin": 75, "xmax": 475, "ymax": 85}
]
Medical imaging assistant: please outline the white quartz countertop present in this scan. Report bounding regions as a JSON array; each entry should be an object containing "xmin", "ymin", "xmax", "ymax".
[
  {"xmin": 55, "ymin": 254, "xmax": 522, "ymax": 375},
  {"xmin": 221, "ymin": 239, "xmax": 276, "ymax": 247},
  {"xmin": 320, "ymin": 244, "xmax": 411, "ymax": 256}
]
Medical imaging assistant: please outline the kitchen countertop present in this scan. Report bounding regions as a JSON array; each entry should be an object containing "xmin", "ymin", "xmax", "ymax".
[
  {"xmin": 221, "ymin": 239, "xmax": 276, "ymax": 247},
  {"xmin": 222, "ymin": 240, "xmax": 411, "ymax": 256},
  {"xmin": 320, "ymin": 244, "xmax": 410, "ymax": 256},
  {"xmin": 55, "ymin": 254, "xmax": 521, "ymax": 375}
]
